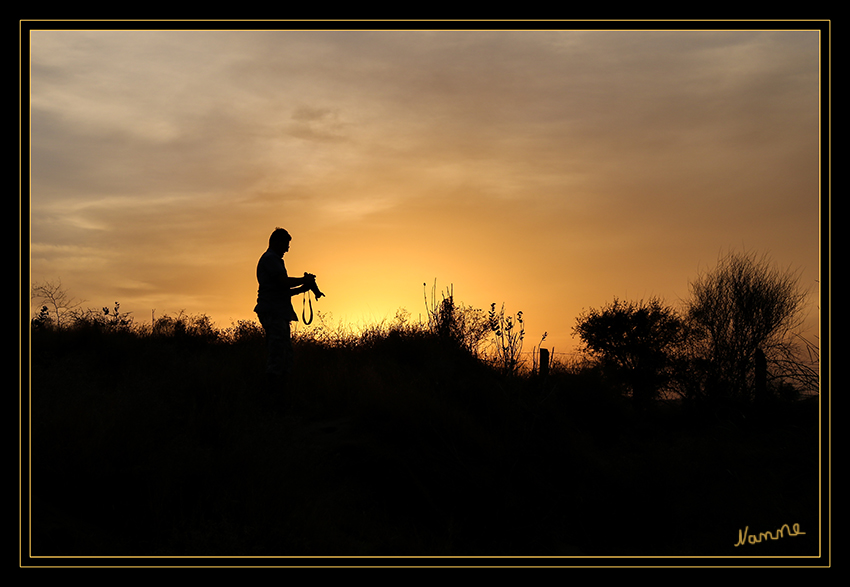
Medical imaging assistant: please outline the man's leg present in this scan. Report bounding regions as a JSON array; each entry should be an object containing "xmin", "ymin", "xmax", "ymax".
[{"xmin": 258, "ymin": 312, "xmax": 293, "ymax": 393}]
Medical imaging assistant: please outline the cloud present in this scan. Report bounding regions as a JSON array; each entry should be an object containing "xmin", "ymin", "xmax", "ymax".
[{"xmin": 286, "ymin": 106, "xmax": 351, "ymax": 142}]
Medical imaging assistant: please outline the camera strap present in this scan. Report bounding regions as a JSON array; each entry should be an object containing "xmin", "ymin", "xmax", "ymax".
[{"xmin": 302, "ymin": 291, "xmax": 315, "ymax": 325}]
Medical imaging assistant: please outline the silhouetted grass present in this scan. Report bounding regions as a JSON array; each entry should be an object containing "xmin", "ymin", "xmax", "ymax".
[{"xmin": 28, "ymin": 315, "xmax": 821, "ymax": 560}]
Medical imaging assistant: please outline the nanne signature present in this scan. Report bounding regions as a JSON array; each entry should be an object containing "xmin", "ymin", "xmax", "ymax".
[{"xmin": 734, "ymin": 523, "xmax": 805, "ymax": 547}]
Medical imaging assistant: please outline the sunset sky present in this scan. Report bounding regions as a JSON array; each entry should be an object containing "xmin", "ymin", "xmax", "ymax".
[{"xmin": 27, "ymin": 26, "xmax": 824, "ymax": 357}]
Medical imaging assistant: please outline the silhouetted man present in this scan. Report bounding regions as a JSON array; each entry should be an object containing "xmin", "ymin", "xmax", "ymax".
[{"xmin": 254, "ymin": 227, "xmax": 316, "ymax": 395}]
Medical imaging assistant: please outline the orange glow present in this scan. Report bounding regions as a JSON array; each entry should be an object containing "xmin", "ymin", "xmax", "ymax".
[{"xmin": 28, "ymin": 29, "xmax": 823, "ymax": 358}]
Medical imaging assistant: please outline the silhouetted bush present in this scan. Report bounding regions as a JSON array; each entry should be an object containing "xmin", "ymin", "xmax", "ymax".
[
  {"xmin": 573, "ymin": 297, "xmax": 686, "ymax": 408},
  {"xmin": 486, "ymin": 302, "xmax": 526, "ymax": 376},
  {"xmin": 423, "ymin": 281, "xmax": 491, "ymax": 357},
  {"xmin": 31, "ymin": 305, "xmax": 52, "ymax": 330},
  {"xmin": 221, "ymin": 319, "xmax": 266, "ymax": 345},
  {"xmin": 70, "ymin": 301, "xmax": 134, "ymax": 333},
  {"xmin": 148, "ymin": 311, "xmax": 220, "ymax": 342}
]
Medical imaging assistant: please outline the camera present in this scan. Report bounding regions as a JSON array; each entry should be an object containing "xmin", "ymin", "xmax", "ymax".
[{"xmin": 303, "ymin": 272, "xmax": 325, "ymax": 299}]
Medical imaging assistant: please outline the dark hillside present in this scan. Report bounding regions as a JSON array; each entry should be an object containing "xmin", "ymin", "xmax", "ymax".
[{"xmin": 28, "ymin": 320, "xmax": 821, "ymax": 560}]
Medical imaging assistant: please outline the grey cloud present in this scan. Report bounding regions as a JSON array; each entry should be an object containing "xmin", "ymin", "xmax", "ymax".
[{"xmin": 286, "ymin": 107, "xmax": 351, "ymax": 142}]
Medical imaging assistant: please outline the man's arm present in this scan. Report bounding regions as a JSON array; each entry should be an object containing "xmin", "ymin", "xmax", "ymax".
[
  {"xmin": 288, "ymin": 282, "xmax": 312, "ymax": 297},
  {"xmin": 279, "ymin": 274, "xmax": 308, "ymax": 288},
  {"xmin": 277, "ymin": 273, "xmax": 314, "ymax": 296}
]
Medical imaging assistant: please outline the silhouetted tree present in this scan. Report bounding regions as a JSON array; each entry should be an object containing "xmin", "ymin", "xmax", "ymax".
[
  {"xmin": 31, "ymin": 279, "xmax": 84, "ymax": 328},
  {"xmin": 684, "ymin": 250, "xmax": 809, "ymax": 402},
  {"xmin": 573, "ymin": 297, "xmax": 686, "ymax": 407}
]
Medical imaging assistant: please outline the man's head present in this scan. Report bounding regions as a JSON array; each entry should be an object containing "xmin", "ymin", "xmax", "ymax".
[{"xmin": 269, "ymin": 227, "xmax": 292, "ymax": 256}]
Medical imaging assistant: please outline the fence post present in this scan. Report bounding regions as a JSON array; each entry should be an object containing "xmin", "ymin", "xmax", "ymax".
[{"xmin": 539, "ymin": 348, "xmax": 550, "ymax": 378}]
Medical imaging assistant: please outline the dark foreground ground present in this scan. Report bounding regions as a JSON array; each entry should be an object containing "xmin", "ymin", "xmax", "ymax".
[{"xmin": 26, "ymin": 325, "xmax": 826, "ymax": 565}]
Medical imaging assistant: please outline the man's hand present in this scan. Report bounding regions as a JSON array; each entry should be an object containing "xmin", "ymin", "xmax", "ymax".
[{"xmin": 304, "ymin": 272, "xmax": 324, "ymax": 299}]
